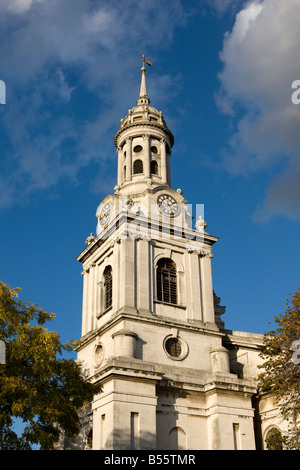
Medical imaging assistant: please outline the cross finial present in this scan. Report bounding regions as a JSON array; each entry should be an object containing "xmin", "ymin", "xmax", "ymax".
[
  {"xmin": 137, "ymin": 55, "xmax": 151, "ymax": 105},
  {"xmin": 138, "ymin": 54, "xmax": 152, "ymax": 73}
]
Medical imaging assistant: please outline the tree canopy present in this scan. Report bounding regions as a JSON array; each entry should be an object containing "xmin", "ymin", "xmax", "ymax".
[
  {"xmin": 258, "ymin": 287, "xmax": 300, "ymax": 450},
  {"xmin": 0, "ymin": 281, "xmax": 101, "ymax": 450}
]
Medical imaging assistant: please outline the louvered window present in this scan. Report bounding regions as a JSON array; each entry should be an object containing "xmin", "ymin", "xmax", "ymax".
[
  {"xmin": 165, "ymin": 338, "xmax": 182, "ymax": 357},
  {"xmin": 104, "ymin": 266, "xmax": 112, "ymax": 310},
  {"xmin": 156, "ymin": 258, "xmax": 177, "ymax": 304},
  {"xmin": 133, "ymin": 159, "xmax": 143, "ymax": 174}
]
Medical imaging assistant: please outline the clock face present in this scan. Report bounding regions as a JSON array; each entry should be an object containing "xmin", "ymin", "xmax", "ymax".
[
  {"xmin": 157, "ymin": 194, "xmax": 180, "ymax": 216},
  {"xmin": 99, "ymin": 202, "xmax": 111, "ymax": 226}
]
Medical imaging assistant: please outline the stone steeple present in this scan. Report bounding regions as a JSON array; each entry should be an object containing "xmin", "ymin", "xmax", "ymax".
[
  {"xmin": 114, "ymin": 57, "xmax": 174, "ymax": 192},
  {"xmin": 71, "ymin": 58, "xmax": 273, "ymax": 452},
  {"xmin": 137, "ymin": 57, "xmax": 150, "ymax": 106}
]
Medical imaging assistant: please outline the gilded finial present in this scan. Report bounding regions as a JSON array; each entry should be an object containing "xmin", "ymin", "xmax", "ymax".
[{"xmin": 138, "ymin": 54, "xmax": 152, "ymax": 73}]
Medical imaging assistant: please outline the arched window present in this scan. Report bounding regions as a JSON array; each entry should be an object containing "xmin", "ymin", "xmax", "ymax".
[
  {"xmin": 156, "ymin": 258, "xmax": 177, "ymax": 304},
  {"xmin": 123, "ymin": 165, "xmax": 126, "ymax": 180},
  {"xmin": 133, "ymin": 159, "xmax": 143, "ymax": 174},
  {"xmin": 103, "ymin": 266, "xmax": 112, "ymax": 310},
  {"xmin": 265, "ymin": 428, "xmax": 283, "ymax": 450},
  {"xmin": 151, "ymin": 160, "xmax": 158, "ymax": 175}
]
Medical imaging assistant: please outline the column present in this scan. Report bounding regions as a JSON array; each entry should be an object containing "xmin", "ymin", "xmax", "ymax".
[
  {"xmin": 117, "ymin": 146, "xmax": 122, "ymax": 185},
  {"xmin": 82, "ymin": 265, "xmax": 94, "ymax": 334},
  {"xmin": 143, "ymin": 134, "xmax": 150, "ymax": 178},
  {"xmin": 167, "ymin": 152, "xmax": 171, "ymax": 186},
  {"xmin": 137, "ymin": 239, "xmax": 150, "ymax": 313},
  {"xmin": 88, "ymin": 263, "xmax": 96, "ymax": 331},
  {"xmin": 160, "ymin": 139, "xmax": 167, "ymax": 184},
  {"xmin": 127, "ymin": 137, "xmax": 132, "ymax": 180}
]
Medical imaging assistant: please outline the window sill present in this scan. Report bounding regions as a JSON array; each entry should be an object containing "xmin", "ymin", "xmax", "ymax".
[
  {"xmin": 154, "ymin": 300, "xmax": 186, "ymax": 310},
  {"xmin": 96, "ymin": 305, "xmax": 112, "ymax": 319}
]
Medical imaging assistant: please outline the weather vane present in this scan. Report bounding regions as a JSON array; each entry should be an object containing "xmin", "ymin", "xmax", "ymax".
[{"xmin": 138, "ymin": 54, "xmax": 152, "ymax": 72}]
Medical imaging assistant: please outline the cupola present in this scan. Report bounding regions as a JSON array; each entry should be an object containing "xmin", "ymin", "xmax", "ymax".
[{"xmin": 114, "ymin": 56, "xmax": 174, "ymax": 190}]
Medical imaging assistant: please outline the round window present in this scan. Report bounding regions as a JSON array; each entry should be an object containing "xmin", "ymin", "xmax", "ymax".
[
  {"xmin": 165, "ymin": 338, "xmax": 181, "ymax": 357},
  {"xmin": 163, "ymin": 335, "xmax": 189, "ymax": 361},
  {"xmin": 133, "ymin": 145, "xmax": 143, "ymax": 153},
  {"xmin": 94, "ymin": 343, "xmax": 104, "ymax": 367},
  {"xmin": 151, "ymin": 146, "xmax": 158, "ymax": 154}
]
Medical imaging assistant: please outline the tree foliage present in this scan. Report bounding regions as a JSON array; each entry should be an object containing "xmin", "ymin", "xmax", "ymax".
[
  {"xmin": 0, "ymin": 282, "xmax": 101, "ymax": 450},
  {"xmin": 258, "ymin": 287, "xmax": 300, "ymax": 449},
  {"xmin": 265, "ymin": 428, "xmax": 283, "ymax": 450}
]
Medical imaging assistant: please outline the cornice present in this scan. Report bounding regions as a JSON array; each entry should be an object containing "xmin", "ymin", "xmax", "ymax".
[{"xmin": 114, "ymin": 121, "xmax": 174, "ymax": 148}]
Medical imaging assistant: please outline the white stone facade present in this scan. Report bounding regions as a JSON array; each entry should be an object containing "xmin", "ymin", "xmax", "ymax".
[{"xmin": 73, "ymin": 63, "xmax": 285, "ymax": 451}]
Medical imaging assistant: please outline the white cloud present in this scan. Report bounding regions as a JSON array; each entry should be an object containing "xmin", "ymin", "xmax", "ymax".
[
  {"xmin": 0, "ymin": 0, "xmax": 187, "ymax": 207},
  {"xmin": 0, "ymin": 0, "xmax": 44, "ymax": 14},
  {"xmin": 56, "ymin": 70, "xmax": 77, "ymax": 101},
  {"xmin": 216, "ymin": 0, "xmax": 300, "ymax": 221}
]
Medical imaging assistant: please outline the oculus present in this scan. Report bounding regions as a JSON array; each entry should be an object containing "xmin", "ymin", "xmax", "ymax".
[
  {"xmin": 94, "ymin": 343, "xmax": 104, "ymax": 367},
  {"xmin": 163, "ymin": 334, "xmax": 188, "ymax": 361},
  {"xmin": 165, "ymin": 337, "xmax": 182, "ymax": 357}
]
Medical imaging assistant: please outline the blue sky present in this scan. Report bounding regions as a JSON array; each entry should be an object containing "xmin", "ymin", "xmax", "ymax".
[{"xmin": 0, "ymin": 0, "xmax": 300, "ymax": 349}]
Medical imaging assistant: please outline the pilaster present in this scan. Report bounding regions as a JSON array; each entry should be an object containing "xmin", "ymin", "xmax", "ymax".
[
  {"xmin": 199, "ymin": 251, "xmax": 215, "ymax": 325},
  {"xmin": 137, "ymin": 238, "xmax": 151, "ymax": 313},
  {"xmin": 160, "ymin": 138, "xmax": 167, "ymax": 184},
  {"xmin": 119, "ymin": 237, "xmax": 136, "ymax": 311},
  {"xmin": 185, "ymin": 251, "xmax": 202, "ymax": 322}
]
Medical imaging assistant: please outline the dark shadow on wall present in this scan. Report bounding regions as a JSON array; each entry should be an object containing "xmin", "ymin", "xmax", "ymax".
[
  {"xmin": 156, "ymin": 383, "xmax": 188, "ymax": 450},
  {"xmin": 58, "ymin": 384, "xmax": 189, "ymax": 450}
]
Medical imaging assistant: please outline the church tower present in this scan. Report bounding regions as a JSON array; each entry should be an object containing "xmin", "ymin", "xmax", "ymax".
[{"xmin": 75, "ymin": 58, "xmax": 260, "ymax": 450}]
